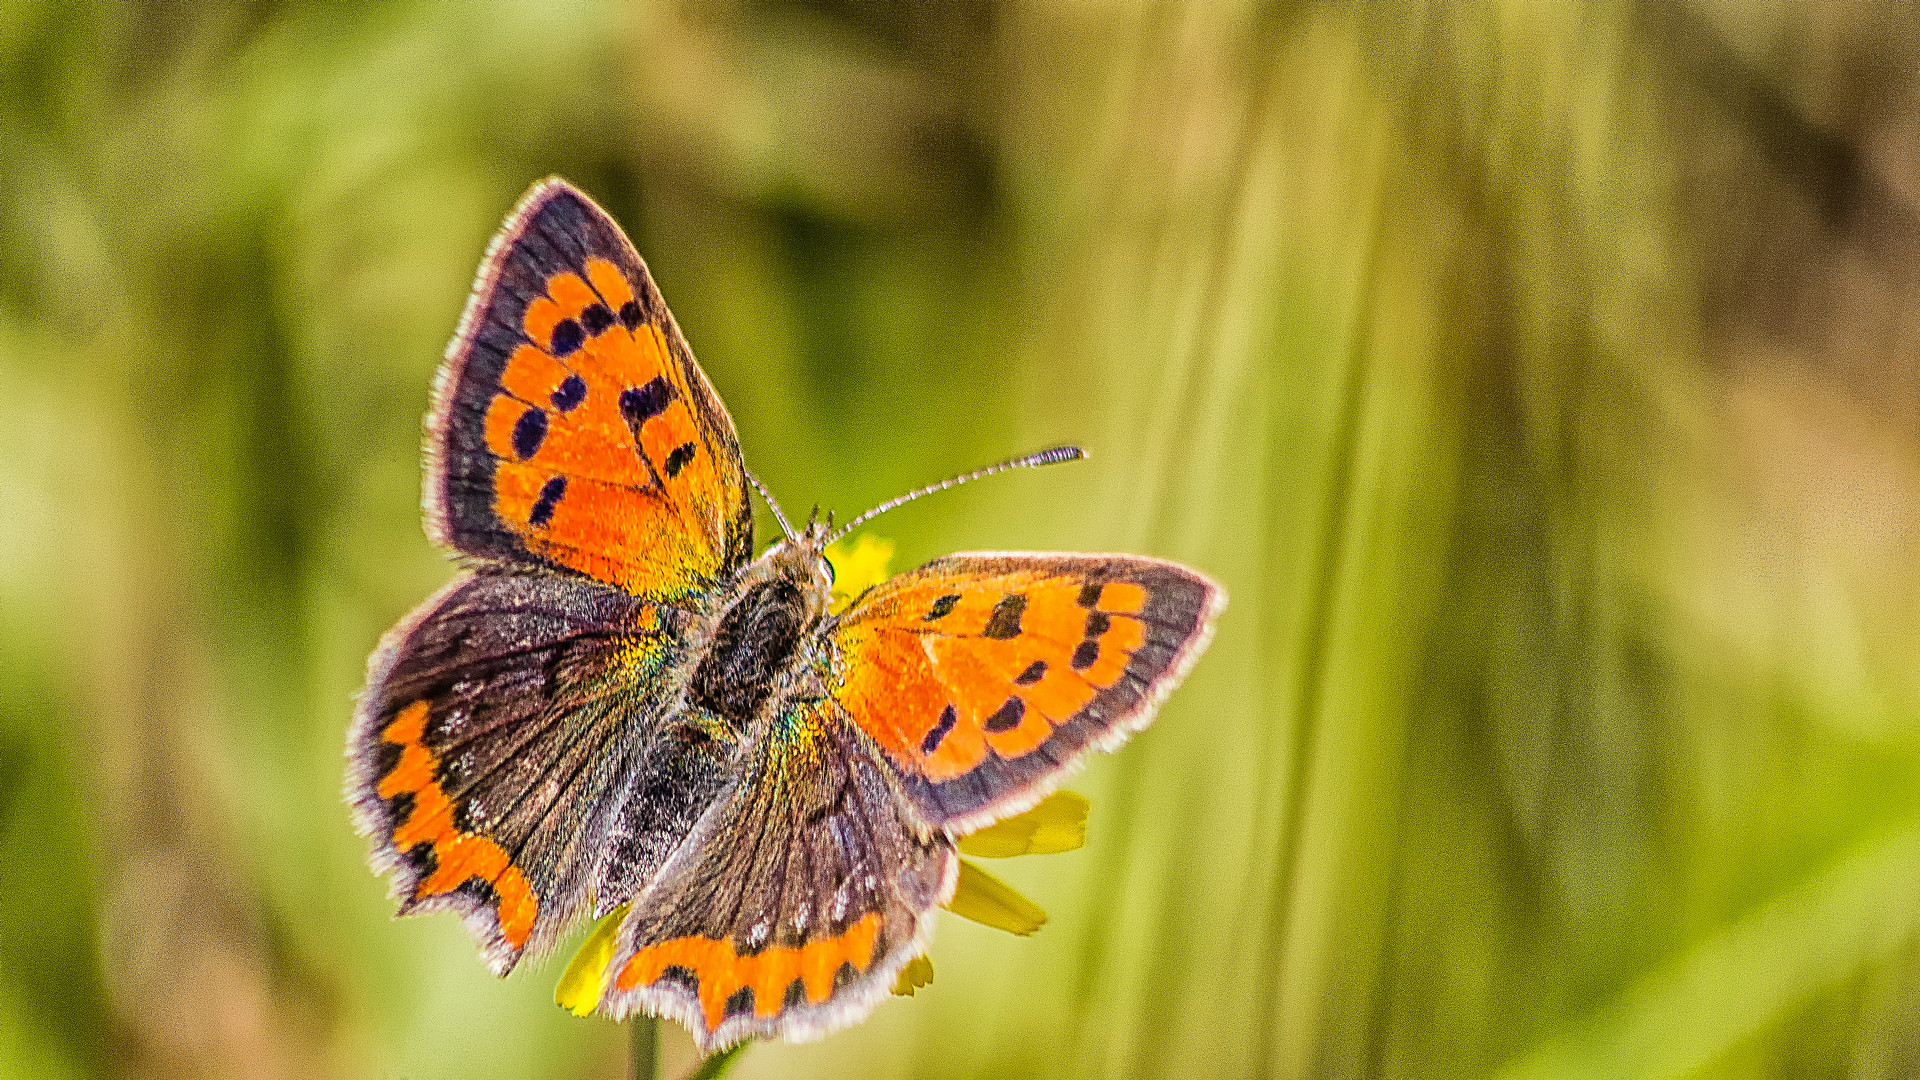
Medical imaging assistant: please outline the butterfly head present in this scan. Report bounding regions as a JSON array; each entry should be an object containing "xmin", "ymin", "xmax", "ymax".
[{"xmin": 755, "ymin": 507, "xmax": 837, "ymax": 616}]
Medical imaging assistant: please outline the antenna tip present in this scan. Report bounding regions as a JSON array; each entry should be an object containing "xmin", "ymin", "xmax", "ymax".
[{"xmin": 1041, "ymin": 445, "xmax": 1087, "ymax": 464}]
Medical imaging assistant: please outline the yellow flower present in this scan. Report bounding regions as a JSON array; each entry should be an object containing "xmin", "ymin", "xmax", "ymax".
[
  {"xmin": 555, "ymin": 903, "xmax": 629, "ymax": 1016},
  {"xmin": 957, "ymin": 790, "xmax": 1089, "ymax": 859},
  {"xmin": 824, "ymin": 533, "xmax": 895, "ymax": 612},
  {"xmin": 889, "ymin": 790, "xmax": 1089, "ymax": 994},
  {"xmin": 892, "ymin": 954, "xmax": 935, "ymax": 996}
]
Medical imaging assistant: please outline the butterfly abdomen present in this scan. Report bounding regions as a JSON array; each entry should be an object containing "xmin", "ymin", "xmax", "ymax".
[{"xmin": 689, "ymin": 578, "xmax": 814, "ymax": 725}]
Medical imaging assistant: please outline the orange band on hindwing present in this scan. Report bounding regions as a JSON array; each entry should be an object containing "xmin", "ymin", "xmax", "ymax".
[
  {"xmin": 615, "ymin": 913, "xmax": 883, "ymax": 1031},
  {"xmin": 376, "ymin": 701, "xmax": 538, "ymax": 948}
]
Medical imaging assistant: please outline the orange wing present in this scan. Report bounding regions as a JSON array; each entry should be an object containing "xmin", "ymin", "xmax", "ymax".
[
  {"xmin": 828, "ymin": 554, "xmax": 1224, "ymax": 831},
  {"xmin": 428, "ymin": 178, "xmax": 752, "ymax": 601}
]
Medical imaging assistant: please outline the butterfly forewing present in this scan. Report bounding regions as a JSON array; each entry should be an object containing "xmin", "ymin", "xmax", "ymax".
[
  {"xmin": 828, "ymin": 554, "xmax": 1224, "ymax": 831},
  {"xmin": 430, "ymin": 179, "xmax": 753, "ymax": 601},
  {"xmin": 599, "ymin": 700, "xmax": 955, "ymax": 1051}
]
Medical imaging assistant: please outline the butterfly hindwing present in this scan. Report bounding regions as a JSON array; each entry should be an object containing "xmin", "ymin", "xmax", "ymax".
[
  {"xmin": 828, "ymin": 554, "xmax": 1224, "ymax": 831},
  {"xmin": 430, "ymin": 178, "xmax": 753, "ymax": 601},
  {"xmin": 347, "ymin": 572, "xmax": 737, "ymax": 974},
  {"xmin": 599, "ymin": 699, "xmax": 955, "ymax": 1051}
]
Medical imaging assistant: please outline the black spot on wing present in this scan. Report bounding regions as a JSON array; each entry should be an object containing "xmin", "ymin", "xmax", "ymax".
[
  {"xmin": 620, "ymin": 377, "xmax": 673, "ymax": 426},
  {"xmin": 983, "ymin": 696, "xmax": 1025, "ymax": 733},
  {"xmin": 580, "ymin": 302, "xmax": 614, "ymax": 336},
  {"xmin": 982, "ymin": 595, "xmax": 1026, "ymax": 640},
  {"xmin": 619, "ymin": 299, "xmax": 644, "ymax": 330},
  {"xmin": 550, "ymin": 317, "xmax": 584, "ymax": 357},
  {"xmin": 382, "ymin": 779, "xmax": 415, "ymax": 824},
  {"xmin": 656, "ymin": 965, "xmax": 699, "ymax": 994},
  {"xmin": 924, "ymin": 595, "xmax": 960, "ymax": 622},
  {"xmin": 1071, "ymin": 640, "xmax": 1099, "ymax": 670},
  {"xmin": 447, "ymin": 875, "xmax": 503, "ymax": 917},
  {"xmin": 373, "ymin": 736, "xmax": 405, "ymax": 787},
  {"xmin": 664, "ymin": 442, "xmax": 696, "ymax": 478},
  {"xmin": 1076, "ymin": 582, "xmax": 1104, "ymax": 608},
  {"xmin": 550, "ymin": 374, "xmax": 587, "ymax": 412},
  {"xmin": 723, "ymin": 986, "xmax": 755, "ymax": 1020},
  {"xmin": 1085, "ymin": 611, "xmax": 1112, "ymax": 637},
  {"xmin": 1015, "ymin": 660, "xmax": 1047, "ymax": 685},
  {"xmin": 529, "ymin": 475, "xmax": 567, "ymax": 527},
  {"xmin": 511, "ymin": 408, "xmax": 547, "ymax": 459},
  {"xmin": 921, "ymin": 705, "xmax": 957, "ymax": 753}
]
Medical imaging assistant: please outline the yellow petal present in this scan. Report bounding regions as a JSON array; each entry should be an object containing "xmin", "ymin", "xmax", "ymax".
[
  {"xmin": 957, "ymin": 790, "xmax": 1089, "ymax": 858},
  {"xmin": 891, "ymin": 954, "xmax": 935, "ymax": 996},
  {"xmin": 945, "ymin": 859, "xmax": 1047, "ymax": 936},
  {"xmin": 554, "ymin": 903, "xmax": 629, "ymax": 1017},
  {"xmin": 825, "ymin": 533, "xmax": 895, "ymax": 612}
]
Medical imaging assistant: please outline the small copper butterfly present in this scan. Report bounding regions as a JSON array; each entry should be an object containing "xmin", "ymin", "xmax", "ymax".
[{"xmin": 346, "ymin": 178, "xmax": 1224, "ymax": 1051}]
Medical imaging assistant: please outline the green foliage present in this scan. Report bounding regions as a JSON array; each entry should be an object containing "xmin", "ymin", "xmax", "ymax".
[
  {"xmin": 3, "ymin": 2, "xmax": 1919, "ymax": 1078},
  {"xmin": 688, "ymin": 1039, "xmax": 751, "ymax": 1080}
]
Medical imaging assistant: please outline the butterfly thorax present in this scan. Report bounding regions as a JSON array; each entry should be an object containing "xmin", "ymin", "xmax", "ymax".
[{"xmin": 685, "ymin": 527, "xmax": 834, "ymax": 729}]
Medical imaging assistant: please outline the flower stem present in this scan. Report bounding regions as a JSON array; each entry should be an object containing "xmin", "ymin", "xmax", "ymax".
[{"xmin": 627, "ymin": 1018, "xmax": 656, "ymax": 1080}]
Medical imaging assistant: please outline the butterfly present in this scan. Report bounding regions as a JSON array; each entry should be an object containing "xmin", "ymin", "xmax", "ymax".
[{"xmin": 346, "ymin": 177, "xmax": 1225, "ymax": 1052}]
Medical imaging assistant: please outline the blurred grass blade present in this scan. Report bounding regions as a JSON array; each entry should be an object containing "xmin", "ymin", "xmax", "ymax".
[{"xmin": 1493, "ymin": 821, "xmax": 1920, "ymax": 1080}]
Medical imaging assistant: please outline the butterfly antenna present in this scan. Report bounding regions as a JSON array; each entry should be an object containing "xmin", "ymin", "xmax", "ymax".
[
  {"xmin": 827, "ymin": 445, "xmax": 1086, "ymax": 545},
  {"xmin": 746, "ymin": 470, "xmax": 798, "ymax": 541}
]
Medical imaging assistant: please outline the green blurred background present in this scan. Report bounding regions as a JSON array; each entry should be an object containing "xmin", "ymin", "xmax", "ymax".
[{"xmin": 6, "ymin": 1, "xmax": 1920, "ymax": 1077}]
